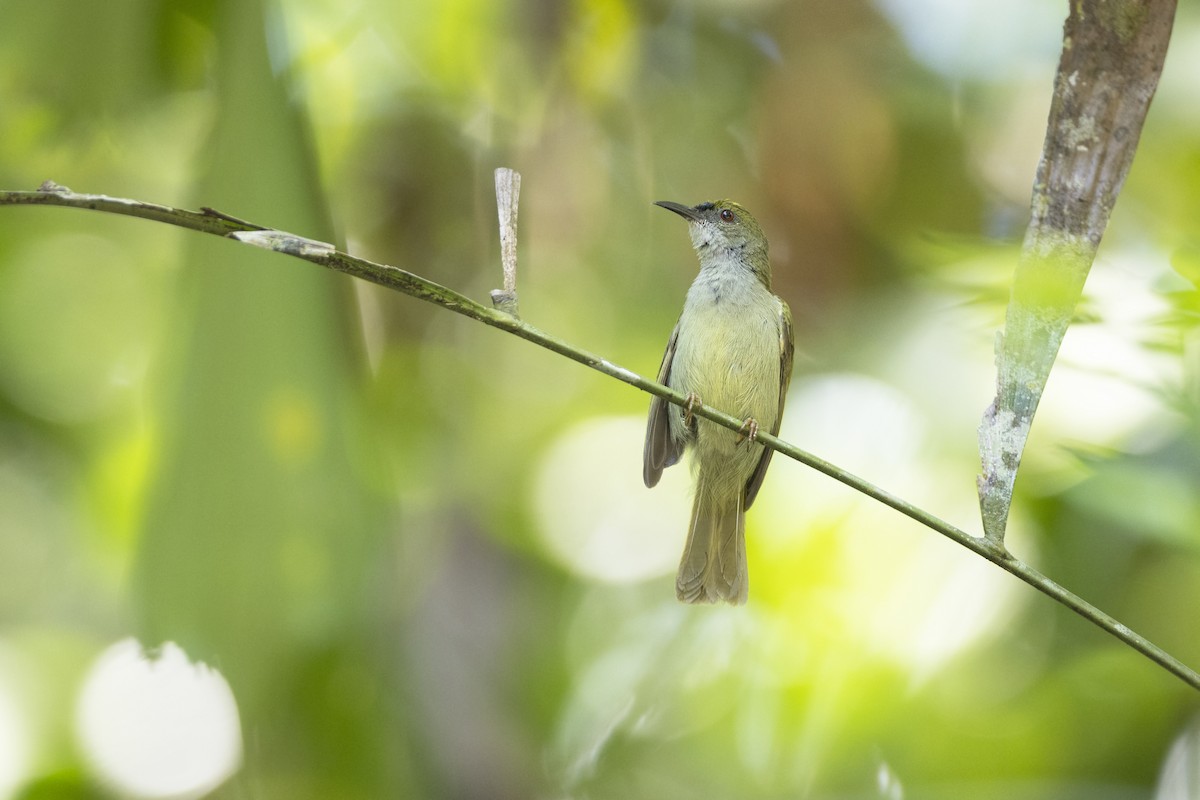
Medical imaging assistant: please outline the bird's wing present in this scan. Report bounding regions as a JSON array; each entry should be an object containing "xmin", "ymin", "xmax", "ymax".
[
  {"xmin": 643, "ymin": 320, "xmax": 685, "ymax": 488},
  {"xmin": 744, "ymin": 298, "xmax": 794, "ymax": 508}
]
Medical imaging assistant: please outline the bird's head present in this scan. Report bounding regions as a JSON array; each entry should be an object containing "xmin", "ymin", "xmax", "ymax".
[{"xmin": 655, "ymin": 199, "xmax": 771, "ymax": 284}]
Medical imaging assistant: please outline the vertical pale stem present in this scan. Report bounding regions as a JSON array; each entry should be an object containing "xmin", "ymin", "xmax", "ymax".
[{"xmin": 491, "ymin": 167, "xmax": 522, "ymax": 316}]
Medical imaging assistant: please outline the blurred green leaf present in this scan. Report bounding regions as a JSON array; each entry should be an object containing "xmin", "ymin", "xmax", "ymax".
[{"xmin": 131, "ymin": 1, "xmax": 405, "ymax": 794}]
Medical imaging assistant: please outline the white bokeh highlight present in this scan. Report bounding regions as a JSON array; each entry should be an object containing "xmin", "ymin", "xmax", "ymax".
[
  {"xmin": 75, "ymin": 639, "xmax": 242, "ymax": 799},
  {"xmin": 534, "ymin": 415, "xmax": 691, "ymax": 584},
  {"xmin": 762, "ymin": 374, "xmax": 1024, "ymax": 677},
  {"xmin": 1155, "ymin": 715, "xmax": 1200, "ymax": 800},
  {"xmin": 874, "ymin": 0, "xmax": 1061, "ymax": 80},
  {"xmin": 0, "ymin": 659, "xmax": 28, "ymax": 800},
  {"xmin": 1039, "ymin": 250, "xmax": 1185, "ymax": 452}
]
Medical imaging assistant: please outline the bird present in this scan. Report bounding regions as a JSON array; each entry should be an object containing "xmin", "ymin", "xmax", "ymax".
[{"xmin": 643, "ymin": 199, "xmax": 794, "ymax": 605}]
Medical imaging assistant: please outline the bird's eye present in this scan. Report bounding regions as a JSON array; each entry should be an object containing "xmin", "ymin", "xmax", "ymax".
[{"xmin": 719, "ymin": 208, "xmax": 734, "ymax": 222}]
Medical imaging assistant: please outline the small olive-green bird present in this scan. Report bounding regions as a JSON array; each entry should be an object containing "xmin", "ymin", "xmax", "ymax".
[{"xmin": 643, "ymin": 199, "xmax": 794, "ymax": 605}]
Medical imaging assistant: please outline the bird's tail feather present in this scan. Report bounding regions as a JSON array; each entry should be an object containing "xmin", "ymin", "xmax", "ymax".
[{"xmin": 676, "ymin": 482, "xmax": 747, "ymax": 605}]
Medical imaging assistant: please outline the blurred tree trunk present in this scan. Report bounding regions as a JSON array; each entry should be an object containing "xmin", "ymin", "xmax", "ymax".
[{"xmin": 978, "ymin": 0, "xmax": 1176, "ymax": 544}]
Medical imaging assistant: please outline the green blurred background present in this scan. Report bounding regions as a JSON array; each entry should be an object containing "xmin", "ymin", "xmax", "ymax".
[{"xmin": 1, "ymin": 0, "xmax": 1199, "ymax": 797}]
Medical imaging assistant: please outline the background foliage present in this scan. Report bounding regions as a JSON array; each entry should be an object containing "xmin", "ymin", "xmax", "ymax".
[{"xmin": 1, "ymin": 0, "xmax": 1199, "ymax": 797}]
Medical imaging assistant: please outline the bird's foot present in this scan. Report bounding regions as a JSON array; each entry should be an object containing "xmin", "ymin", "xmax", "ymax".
[
  {"xmin": 683, "ymin": 392, "xmax": 702, "ymax": 427},
  {"xmin": 735, "ymin": 417, "xmax": 760, "ymax": 446}
]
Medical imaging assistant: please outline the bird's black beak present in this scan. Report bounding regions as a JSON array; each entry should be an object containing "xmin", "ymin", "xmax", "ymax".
[{"xmin": 654, "ymin": 200, "xmax": 703, "ymax": 222}]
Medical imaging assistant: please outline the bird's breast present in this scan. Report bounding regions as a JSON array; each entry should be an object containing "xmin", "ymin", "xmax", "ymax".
[{"xmin": 669, "ymin": 274, "xmax": 782, "ymax": 437}]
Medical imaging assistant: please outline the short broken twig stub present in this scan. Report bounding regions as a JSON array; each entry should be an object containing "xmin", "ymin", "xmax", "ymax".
[{"xmin": 491, "ymin": 167, "xmax": 521, "ymax": 317}]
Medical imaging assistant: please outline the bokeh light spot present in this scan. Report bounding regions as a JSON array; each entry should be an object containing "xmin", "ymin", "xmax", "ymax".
[
  {"xmin": 75, "ymin": 639, "xmax": 242, "ymax": 799},
  {"xmin": 534, "ymin": 416, "xmax": 690, "ymax": 584},
  {"xmin": 0, "ymin": 654, "xmax": 29, "ymax": 800},
  {"xmin": 264, "ymin": 387, "xmax": 321, "ymax": 465},
  {"xmin": 757, "ymin": 374, "xmax": 1022, "ymax": 676},
  {"xmin": 874, "ymin": 0, "xmax": 1061, "ymax": 79}
]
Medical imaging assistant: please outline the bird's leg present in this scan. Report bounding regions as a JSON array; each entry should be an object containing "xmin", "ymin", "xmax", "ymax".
[
  {"xmin": 735, "ymin": 417, "xmax": 760, "ymax": 445},
  {"xmin": 683, "ymin": 392, "xmax": 702, "ymax": 428}
]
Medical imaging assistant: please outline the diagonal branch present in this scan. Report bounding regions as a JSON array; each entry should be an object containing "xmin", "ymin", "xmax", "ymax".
[{"xmin": 1, "ymin": 183, "xmax": 1198, "ymax": 691}]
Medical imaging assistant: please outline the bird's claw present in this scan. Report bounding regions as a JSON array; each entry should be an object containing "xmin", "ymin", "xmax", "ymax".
[
  {"xmin": 683, "ymin": 392, "xmax": 702, "ymax": 427},
  {"xmin": 736, "ymin": 418, "xmax": 760, "ymax": 446}
]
